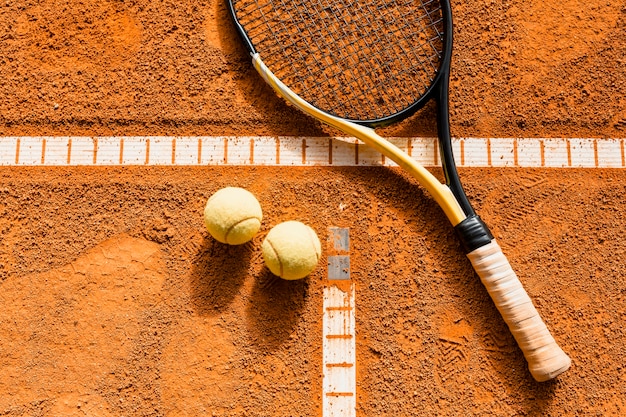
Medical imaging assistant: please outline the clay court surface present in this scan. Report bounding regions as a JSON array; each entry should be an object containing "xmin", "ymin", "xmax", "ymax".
[{"xmin": 0, "ymin": 0, "xmax": 625, "ymax": 416}]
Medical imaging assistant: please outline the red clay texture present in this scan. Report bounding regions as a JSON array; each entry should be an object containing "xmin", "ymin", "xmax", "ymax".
[{"xmin": 0, "ymin": 0, "xmax": 625, "ymax": 415}]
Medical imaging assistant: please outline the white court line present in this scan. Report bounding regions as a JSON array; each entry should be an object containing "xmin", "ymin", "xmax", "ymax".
[
  {"xmin": 324, "ymin": 227, "xmax": 356, "ymax": 417},
  {"xmin": 0, "ymin": 136, "xmax": 623, "ymax": 167}
]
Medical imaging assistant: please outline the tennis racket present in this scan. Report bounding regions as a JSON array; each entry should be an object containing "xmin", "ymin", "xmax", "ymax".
[{"xmin": 226, "ymin": 0, "xmax": 570, "ymax": 381}]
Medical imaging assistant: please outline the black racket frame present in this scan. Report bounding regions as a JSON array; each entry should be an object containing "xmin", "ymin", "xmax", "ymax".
[{"xmin": 226, "ymin": 0, "xmax": 494, "ymax": 252}]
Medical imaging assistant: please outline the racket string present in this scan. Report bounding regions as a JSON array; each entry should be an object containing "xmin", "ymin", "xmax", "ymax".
[
  {"xmin": 233, "ymin": 0, "xmax": 445, "ymax": 121},
  {"xmin": 311, "ymin": 0, "xmax": 403, "ymax": 117},
  {"xmin": 309, "ymin": 0, "xmax": 424, "ymax": 117}
]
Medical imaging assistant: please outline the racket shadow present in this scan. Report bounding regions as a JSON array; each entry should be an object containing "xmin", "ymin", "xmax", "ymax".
[
  {"xmin": 379, "ymin": 101, "xmax": 439, "ymax": 138},
  {"xmin": 333, "ymin": 166, "xmax": 550, "ymax": 382},
  {"xmin": 332, "ymin": 164, "xmax": 450, "ymax": 228}
]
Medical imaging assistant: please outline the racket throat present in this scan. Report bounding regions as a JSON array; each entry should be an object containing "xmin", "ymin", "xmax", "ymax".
[
  {"xmin": 435, "ymin": 66, "xmax": 476, "ymax": 217},
  {"xmin": 454, "ymin": 215, "xmax": 494, "ymax": 253}
]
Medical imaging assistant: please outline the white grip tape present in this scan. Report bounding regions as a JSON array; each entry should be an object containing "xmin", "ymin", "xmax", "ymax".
[{"xmin": 467, "ymin": 239, "xmax": 571, "ymax": 382}]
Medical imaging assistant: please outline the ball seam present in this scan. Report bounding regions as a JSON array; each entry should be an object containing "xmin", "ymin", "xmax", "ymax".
[
  {"xmin": 224, "ymin": 216, "xmax": 262, "ymax": 244},
  {"xmin": 265, "ymin": 239, "xmax": 283, "ymax": 278}
]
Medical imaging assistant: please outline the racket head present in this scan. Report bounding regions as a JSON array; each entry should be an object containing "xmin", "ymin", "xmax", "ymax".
[{"xmin": 227, "ymin": 0, "xmax": 453, "ymax": 128}]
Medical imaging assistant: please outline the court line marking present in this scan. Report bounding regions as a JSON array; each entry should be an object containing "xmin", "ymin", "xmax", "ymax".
[
  {"xmin": 324, "ymin": 227, "xmax": 356, "ymax": 417},
  {"xmin": 0, "ymin": 136, "xmax": 623, "ymax": 167}
]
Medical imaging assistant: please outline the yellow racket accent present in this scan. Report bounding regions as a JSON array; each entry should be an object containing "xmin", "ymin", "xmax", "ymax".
[{"xmin": 252, "ymin": 53, "xmax": 466, "ymax": 226}]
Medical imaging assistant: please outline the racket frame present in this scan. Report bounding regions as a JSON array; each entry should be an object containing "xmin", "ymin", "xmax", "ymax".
[
  {"xmin": 227, "ymin": 1, "xmax": 450, "ymax": 128},
  {"xmin": 225, "ymin": 0, "xmax": 571, "ymax": 382}
]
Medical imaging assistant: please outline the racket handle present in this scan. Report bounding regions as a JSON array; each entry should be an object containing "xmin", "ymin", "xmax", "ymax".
[{"xmin": 467, "ymin": 239, "xmax": 571, "ymax": 382}]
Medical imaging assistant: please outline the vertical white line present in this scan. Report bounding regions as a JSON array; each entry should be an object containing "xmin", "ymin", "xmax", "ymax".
[
  {"xmin": 323, "ymin": 227, "xmax": 356, "ymax": 417},
  {"xmin": 323, "ymin": 285, "xmax": 356, "ymax": 417}
]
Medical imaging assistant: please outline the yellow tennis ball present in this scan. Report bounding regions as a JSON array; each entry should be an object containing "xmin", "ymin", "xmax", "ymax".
[
  {"xmin": 203, "ymin": 187, "xmax": 263, "ymax": 245},
  {"xmin": 262, "ymin": 221, "xmax": 322, "ymax": 280}
]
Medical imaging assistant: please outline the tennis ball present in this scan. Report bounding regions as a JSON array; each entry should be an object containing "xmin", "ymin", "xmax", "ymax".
[
  {"xmin": 262, "ymin": 221, "xmax": 322, "ymax": 280},
  {"xmin": 203, "ymin": 187, "xmax": 263, "ymax": 245}
]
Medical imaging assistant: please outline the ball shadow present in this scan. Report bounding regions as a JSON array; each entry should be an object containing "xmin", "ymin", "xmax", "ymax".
[
  {"xmin": 245, "ymin": 266, "xmax": 309, "ymax": 352},
  {"xmin": 189, "ymin": 236, "xmax": 253, "ymax": 316}
]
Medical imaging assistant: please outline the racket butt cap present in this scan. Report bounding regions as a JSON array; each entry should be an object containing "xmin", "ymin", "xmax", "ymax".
[{"xmin": 530, "ymin": 351, "xmax": 571, "ymax": 382}]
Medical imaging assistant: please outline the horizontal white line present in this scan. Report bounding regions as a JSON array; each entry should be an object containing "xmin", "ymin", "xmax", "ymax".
[{"xmin": 0, "ymin": 136, "xmax": 623, "ymax": 168}]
